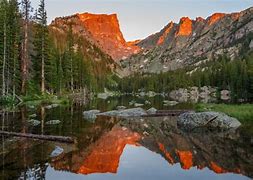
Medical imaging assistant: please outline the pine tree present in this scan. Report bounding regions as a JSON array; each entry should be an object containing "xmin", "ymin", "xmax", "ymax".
[
  {"xmin": 66, "ymin": 24, "xmax": 74, "ymax": 92},
  {"xmin": 34, "ymin": 0, "xmax": 48, "ymax": 94},
  {"xmin": 20, "ymin": 0, "xmax": 32, "ymax": 94},
  {"xmin": 0, "ymin": 0, "xmax": 20, "ymax": 97},
  {"xmin": 8, "ymin": 0, "xmax": 21, "ymax": 97}
]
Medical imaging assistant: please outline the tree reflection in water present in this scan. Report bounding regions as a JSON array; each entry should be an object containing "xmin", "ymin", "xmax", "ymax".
[{"xmin": 0, "ymin": 108, "xmax": 252, "ymax": 179}]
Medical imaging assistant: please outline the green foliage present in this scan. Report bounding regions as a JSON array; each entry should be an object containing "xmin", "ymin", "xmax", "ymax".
[
  {"xmin": 0, "ymin": 95, "xmax": 17, "ymax": 106},
  {"xmin": 118, "ymin": 54, "xmax": 253, "ymax": 102},
  {"xmin": 0, "ymin": 0, "xmax": 115, "ymax": 104},
  {"xmin": 0, "ymin": 0, "xmax": 21, "ymax": 96},
  {"xmin": 195, "ymin": 103, "xmax": 253, "ymax": 123}
]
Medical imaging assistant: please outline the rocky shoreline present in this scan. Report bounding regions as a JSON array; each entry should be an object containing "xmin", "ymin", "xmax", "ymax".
[{"xmin": 83, "ymin": 107, "xmax": 241, "ymax": 130}]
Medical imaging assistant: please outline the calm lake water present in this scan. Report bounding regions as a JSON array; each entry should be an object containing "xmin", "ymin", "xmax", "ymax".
[{"xmin": 0, "ymin": 96, "xmax": 252, "ymax": 180}]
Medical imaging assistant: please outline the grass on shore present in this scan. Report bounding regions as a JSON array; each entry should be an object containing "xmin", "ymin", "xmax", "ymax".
[{"xmin": 195, "ymin": 103, "xmax": 253, "ymax": 123}]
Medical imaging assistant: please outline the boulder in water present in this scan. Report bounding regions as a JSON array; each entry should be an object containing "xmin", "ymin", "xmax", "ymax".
[
  {"xmin": 134, "ymin": 103, "xmax": 144, "ymax": 107},
  {"xmin": 50, "ymin": 146, "xmax": 64, "ymax": 157},
  {"xmin": 83, "ymin": 110, "xmax": 101, "ymax": 120},
  {"xmin": 116, "ymin": 106, "xmax": 127, "ymax": 110},
  {"xmin": 178, "ymin": 111, "xmax": 241, "ymax": 130},
  {"xmin": 98, "ymin": 108, "xmax": 147, "ymax": 117},
  {"xmin": 28, "ymin": 119, "xmax": 40, "ymax": 126},
  {"xmin": 147, "ymin": 107, "xmax": 157, "ymax": 115}
]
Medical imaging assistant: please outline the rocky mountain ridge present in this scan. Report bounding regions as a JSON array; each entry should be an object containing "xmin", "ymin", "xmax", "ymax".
[
  {"xmin": 49, "ymin": 7, "xmax": 253, "ymax": 76},
  {"xmin": 50, "ymin": 13, "xmax": 140, "ymax": 61},
  {"xmin": 120, "ymin": 7, "xmax": 253, "ymax": 75}
]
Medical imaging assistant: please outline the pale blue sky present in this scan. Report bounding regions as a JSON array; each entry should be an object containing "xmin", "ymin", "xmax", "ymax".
[{"xmin": 31, "ymin": 0, "xmax": 253, "ymax": 41}]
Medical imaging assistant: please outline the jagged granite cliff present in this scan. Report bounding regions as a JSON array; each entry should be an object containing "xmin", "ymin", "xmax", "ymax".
[
  {"xmin": 120, "ymin": 7, "xmax": 253, "ymax": 75},
  {"xmin": 51, "ymin": 13, "xmax": 140, "ymax": 61}
]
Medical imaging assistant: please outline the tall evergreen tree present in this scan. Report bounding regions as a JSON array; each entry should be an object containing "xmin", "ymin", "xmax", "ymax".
[
  {"xmin": 20, "ymin": 0, "xmax": 32, "ymax": 94},
  {"xmin": 34, "ymin": 0, "xmax": 48, "ymax": 94}
]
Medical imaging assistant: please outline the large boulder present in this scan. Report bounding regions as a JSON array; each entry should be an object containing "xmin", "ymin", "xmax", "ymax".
[
  {"xmin": 98, "ymin": 108, "xmax": 147, "ymax": 117},
  {"xmin": 178, "ymin": 112, "xmax": 241, "ymax": 130}
]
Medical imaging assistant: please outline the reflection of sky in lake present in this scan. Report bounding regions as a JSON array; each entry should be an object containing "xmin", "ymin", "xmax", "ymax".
[{"xmin": 46, "ymin": 145, "xmax": 249, "ymax": 180}]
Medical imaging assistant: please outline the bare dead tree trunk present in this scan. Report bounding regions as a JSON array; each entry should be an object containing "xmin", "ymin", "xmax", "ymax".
[
  {"xmin": 21, "ymin": 0, "xmax": 30, "ymax": 95},
  {"xmin": 12, "ymin": 45, "xmax": 17, "ymax": 97},
  {"xmin": 71, "ymin": 56, "xmax": 74, "ymax": 92},
  {"xmin": 59, "ymin": 55, "xmax": 62, "ymax": 95},
  {"xmin": 40, "ymin": 106, "xmax": 45, "ymax": 135},
  {"xmin": 0, "ymin": 130, "xmax": 75, "ymax": 143},
  {"xmin": 41, "ymin": 35, "xmax": 45, "ymax": 94},
  {"xmin": 2, "ymin": 14, "xmax": 7, "ymax": 96}
]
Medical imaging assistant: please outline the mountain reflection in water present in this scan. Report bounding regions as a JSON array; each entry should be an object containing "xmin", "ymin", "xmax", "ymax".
[{"xmin": 0, "ymin": 105, "xmax": 252, "ymax": 180}]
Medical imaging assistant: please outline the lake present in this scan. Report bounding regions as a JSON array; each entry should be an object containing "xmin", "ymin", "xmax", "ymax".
[{"xmin": 0, "ymin": 96, "xmax": 252, "ymax": 180}]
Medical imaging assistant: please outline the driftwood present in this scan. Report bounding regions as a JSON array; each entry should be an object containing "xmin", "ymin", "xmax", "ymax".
[
  {"xmin": 0, "ymin": 131, "xmax": 75, "ymax": 144},
  {"xmin": 204, "ymin": 115, "xmax": 219, "ymax": 126}
]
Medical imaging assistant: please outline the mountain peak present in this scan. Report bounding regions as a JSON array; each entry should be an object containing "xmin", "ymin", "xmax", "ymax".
[
  {"xmin": 176, "ymin": 17, "xmax": 193, "ymax": 36},
  {"xmin": 157, "ymin": 21, "xmax": 174, "ymax": 45},
  {"xmin": 208, "ymin": 13, "xmax": 226, "ymax": 25},
  {"xmin": 51, "ymin": 12, "xmax": 140, "ymax": 60},
  {"xmin": 196, "ymin": 17, "xmax": 205, "ymax": 22}
]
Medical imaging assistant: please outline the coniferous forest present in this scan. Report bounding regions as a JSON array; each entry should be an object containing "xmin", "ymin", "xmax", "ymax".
[
  {"xmin": 0, "ymin": 1, "xmax": 253, "ymax": 179},
  {"xmin": 0, "ymin": 0, "xmax": 253, "ymax": 106},
  {"xmin": 0, "ymin": 0, "xmax": 115, "ymax": 105},
  {"xmin": 119, "ymin": 54, "xmax": 253, "ymax": 102}
]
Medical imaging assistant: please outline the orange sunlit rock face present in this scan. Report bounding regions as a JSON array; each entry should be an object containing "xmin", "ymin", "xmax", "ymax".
[
  {"xmin": 77, "ymin": 127, "xmax": 141, "ymax": 175},
  {"xmin": 196, "ymin": 17, "xmax": 205, "ymax": 22},
  {"xmin": 157, "ymin": 22, "xmax": 174, "ymax": 45},
  {"xmin": 158, "ymin": 143, "xmax": 174, "ymax": 164},
  {"xmin": 208, "ymin": 13, "xmax": 226, "ymax": 25},
  {"xmin": 231, "ymin": 13, "xmax": 241, "ymax": 20},
  {"xmin": 176, "ymin": 17, "xmax": 193, "ymax": 37},
  {"xmin": 210, "ymin": 161, "xmax": 227, "ymax": 174},
  {"xmin": 127, "ymin": 40, "xmax": 141, "ymax": 46},
  {"xmin": 77, "ymin": 13, "xmax": 140, "ymax": 60},
  {"xmin": 176, "ymin": 150, "xmax": 193, "ymax": 170}
]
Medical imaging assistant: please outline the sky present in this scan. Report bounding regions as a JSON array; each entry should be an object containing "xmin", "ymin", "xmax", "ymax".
[{"xmin": 31, "ymin": 0, "xmax": 253, "ymax": 41}]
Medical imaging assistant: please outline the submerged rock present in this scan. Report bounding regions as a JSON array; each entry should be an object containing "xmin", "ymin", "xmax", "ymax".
[
  {"xmin": 147, "ymin": 107, "xmax": 157, "ymax": 115},
  {"xmin": 178, "ymin": 112, "xmax": 241, "ymax": 130},
  {"xmin": 147, "ymin": 91, "xmax": 156, "ymax": 97},
  {"xmin": 163, "ymin": 100, "xmax": 179, "ymax": 106},
  {"xmin": 50, "ymin": 146, "xmax": 64, "ymax": 158},
  {"xmin": 83, "ymin": 110, "xmax": 101, "ymax": 120},
  {"xmin": 116, "ymin": 106, "xmax": 127, "ymax": 110},
  {"xmin": 98, "ymin": 108, "xmax": 147, "ymax": 117},
  {"xmin": 129, "ymin": 100, "xmax": 136, "ymax": 106},
  {"xmin": 28, "ymin": 119, "xmax": 41, "ymax": 126},
  {"xmin": 145, "ymin": 100, "xmax": 151, "ymax": 105},
  {"xmin": 46, "ymin": 120, "xmax": 61, "ymax": 125},
  {"xmin": 29, "ymin": 114, "xmax": 37, "ymax": 118},
  {"xmin": 134, "ymin": 103, "xmax": 144, "ymax": 107},
  {"xmin": 45, "ymin": 104, "xmax": 59, "ymax": 109}
]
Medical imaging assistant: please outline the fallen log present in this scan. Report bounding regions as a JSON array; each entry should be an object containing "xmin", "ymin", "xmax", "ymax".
[{"xmin": 0, "ymin": 131, "xmax": 75, "ymax": 144}]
